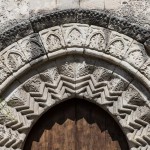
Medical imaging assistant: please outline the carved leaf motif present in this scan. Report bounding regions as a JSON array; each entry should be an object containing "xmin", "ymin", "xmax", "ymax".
[
  {"xmin": 46, "ymin": 34, "xmax": 62, "ymax": 51},
  {"xmin": 7, "ymin": 52, "xmax": 25, "ymax": 70},
  {"xmin": 23, "ymin": 78, "xmax": 42, "ymax": 92},
  {"xmin": 124, "ymin": 87, "xmax": 145, "ymax": 106},
  {"xmin": 109, "ymin": 78, "xmax": 126, "ymax": 91},
  {"xmin": 40, "ymin": 68, "xmax": 59, "ymax": 84},
  {"xmin": 76, "ymin": 62, "xmax": 93, "ymax": 78},
  {"xmin": 93, "ymin": 68, "xmax": 111, "ymax": 82},
  {"xmin": 89, "ymin": 33, "xmax": 105, "ymax": 50},
  {"xmin": 106, "ymin": 40, "xmax": 124, "ymax": 58},
  {"xmin": 26, "ymin": 40, "xmax": 44, "ymax": 59},
  {"xmin": 67, "ymin": 28, "xmax": 83, "ymax": 46},
  {"xmin": 127, "ymin": 50, "xmax": 146, "ymax": 68},
  {"xmin": 59, "ymin": 63, "xmax": 74, "ymax": 78}
]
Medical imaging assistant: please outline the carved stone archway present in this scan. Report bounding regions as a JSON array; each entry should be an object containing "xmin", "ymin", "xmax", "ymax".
[{"xmin": 0, "ymin": 9, "xmax": 150, "ymax": 150}]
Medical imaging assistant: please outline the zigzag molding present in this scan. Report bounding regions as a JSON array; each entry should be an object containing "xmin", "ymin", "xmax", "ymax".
[
  {"xmin": 0, "ymin": 55, "xmax": 149, "ymax": 149},
  {"xmin": 0, "ymin": 23, "xmax": 150, "ymax": 96}
]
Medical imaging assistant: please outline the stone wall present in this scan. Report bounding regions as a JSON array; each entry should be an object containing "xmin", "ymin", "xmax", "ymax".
[{"xmin": 0, "ymin": 0, "xmax": 150, "ymax": 33}]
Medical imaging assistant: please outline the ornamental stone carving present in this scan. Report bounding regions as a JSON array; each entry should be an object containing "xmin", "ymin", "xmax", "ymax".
[
  {"xmin": 124, "ymin": 41, "xmax": 148, "ymax": 69},
  {"xmin": 86, "ymin": 26, "xmax": 106, "ymax": 51},
  {"xmin": 0, "ymin": 9, "xmax": 150, "ymax": 150},
  {"xmin": 40, "ymin": 26, "xmax": 65, "ymax": 53},
  {"xmin": 0, "ymin": 43, "xmax": 27, "ymax": 72},
  {"xmin": 18, "ymin": 34, "xmax": 46, "ymax": 62},
  {"xmin": 0, "ymin": 55, "xmax": 149, "ymax": 149}
]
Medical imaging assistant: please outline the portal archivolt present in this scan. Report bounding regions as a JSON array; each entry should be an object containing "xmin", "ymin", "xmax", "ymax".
[{"xmin": 0, "ymin": 10, "xmax": 150, "ymax": 150}]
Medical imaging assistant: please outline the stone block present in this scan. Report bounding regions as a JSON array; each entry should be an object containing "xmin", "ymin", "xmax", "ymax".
[
  {"xmin": 108, "ymin": 16, "xmax": 150, "ymax": 43},
  {"xmin": 85, "ymin": 25, "xmax": 110, "ymax": 52},
  {"xmin": 0, "ymin": 21, "xmax": 33, "ymax": 51},
  {"xmin": 57, "ymin": 0, "xmax": 79, "ymax": 9},
  {"xmin": 30, "ymin": 0, "xmax": 56, "ymax": 15},
  {"xmin": 80, "ymin": 0, "xmax": 104, "ymax": 9},
  {"xmin": 105, "ymin": 30, "xmax": 133, "ymax": 59},
  {"xmin": 0, "ymin": 43, "xmax": 27, "ymax": 73},
  {"xmin": 39, "ymin": 26, "xmax": 65, "ymax": 53},
  {"xmin": 62, "ymin": 23, "xmax": 89, "ymax": 48},
  {"xmin": 105, "ymin": 0, "xmax": 121, "ymax": 10},
  {"xmin": 123, "ymin": 41, "xmax": 148, "ymax": 69},
  {"xmin": 18, "ymin": 33, "xmax": 46, "ymax": 62}
]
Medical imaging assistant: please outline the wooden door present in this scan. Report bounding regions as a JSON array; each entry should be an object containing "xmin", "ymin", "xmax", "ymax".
[{"xmin": 24, "ymin": 99, "xmax": 129, "ymax": 150}]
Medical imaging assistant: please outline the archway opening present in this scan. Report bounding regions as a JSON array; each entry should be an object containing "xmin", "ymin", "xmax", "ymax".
[{"xmin": 23, "ymin": 99, "xmax": 129, "ymax": 150}]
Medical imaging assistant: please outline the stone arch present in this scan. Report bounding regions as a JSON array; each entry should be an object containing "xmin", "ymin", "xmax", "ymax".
[
  {"xmin": 0, "ymin": 9, "xmax": 150, "ymax": 150},
  {"xmin": 23, "ymin": 97, "xmax": 130, "ymax": 150}
]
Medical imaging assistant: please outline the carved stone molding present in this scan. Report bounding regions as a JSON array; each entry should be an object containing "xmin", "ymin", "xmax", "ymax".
[
  {"xmin": 0, "ymin": 9, "xmax": 150, "ymax": 51},
  {"xmin": 0, "ymin": 9, "xmax": 150, "ymax": 150},
  {"xmin": 0, "ymin": 23, "xmax": 150, "ymax": 95},
  {"xmin": 0, "ymin": 55, "xmax": 149, "ymax": 150}
]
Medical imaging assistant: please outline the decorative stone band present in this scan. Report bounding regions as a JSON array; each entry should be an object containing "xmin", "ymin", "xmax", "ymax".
[
  {"xmin": 0, "ymin": 9, "xmax": 150, "ymax": 150},
  {"xmin": 1, "ymin": 55, "xmax": 150, "ymax": 150},
  {"xmin": 0, "ymin": 23, "xmax": 150, "ymax": 95}
]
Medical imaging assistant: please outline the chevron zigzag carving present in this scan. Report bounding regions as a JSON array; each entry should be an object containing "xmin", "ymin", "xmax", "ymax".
[{"xmin": 0, "ymin": 55, "xmax": 149, "ymax": 150}]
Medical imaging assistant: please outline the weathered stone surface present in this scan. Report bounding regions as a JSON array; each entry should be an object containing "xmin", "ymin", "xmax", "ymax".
[
  {"xmin": 140, "ymin": 59, "xmax": 150, "ymax": 81},
  {"xmin": 80, "ymin": 0, "xmax": 104, "ymax": 9},
  {"xmin": 29, "ymin": 0, "xmax": 56, "ymax": 16},
  {"xmin": 0, "ymin": 1, "xmax": 150, "ymax": 149},
  {"xmin": 0, "ymin": 20, "xmax": 33, "ymax": 51},
  {"xmin": 108, "ymin": 16, "xmax": 150, "ymax": 43},
  {"xmin": 0, "ymin": 55, "xmax": 149, "ymax": 149},
  {"xmin": 30, "ymin": 9, "xmax": 77, "ymax": 32},
  {"xmin": 0, "ymin": 9, "xmax": 149, "ymax": 52},
  {"xmin": 57, "ymin": 0, "xmax": 79, "ymax": 9},
  {"xmin": 18, "ymin": 33, "xmax": 46, "ymax": 62},
  {"xmin": 0, "ymin": 43, "xmax": 27, "ymax": 72},
  {"xmin": 0, "ymin": 60, "xmax": 11, "ymax": 85},
  {"xmin": 124, "ymin": 41, "xmax": 148, "ymax": 69},
  {"xmin": 76, "ymin": 9, "xmax": 110, "ymax": 28},
  {"xmin": 105, "ymin": 31, "xmax": 133, "ymax": 59},
  {"xmin": 112, "ymin": 0, "xmax": 150, "ymax": 29},
  {"xmin": 39, "ymin": 26, "xmax": 65, "ymax": 53},
  {"xmin": 0, "ymin": 0, "xmax": 150, "ymax": 32},
  {"xmin": 105, "ymin": 0, "xmax": 121, "ymax": 10},
  {"xmin": 62, "ymin": 23, "xmax": 89, "ymax": 48}
]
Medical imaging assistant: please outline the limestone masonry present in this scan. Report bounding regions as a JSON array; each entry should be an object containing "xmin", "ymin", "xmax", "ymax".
[{"xmin": 0, "ymin": 1, "xmax": 150, "ymax": 150}]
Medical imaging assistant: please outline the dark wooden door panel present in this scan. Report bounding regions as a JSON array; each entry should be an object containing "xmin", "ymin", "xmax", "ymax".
[{"xmin": 24, "ymin": 99, "xmax": 129, "ymax": 150}]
